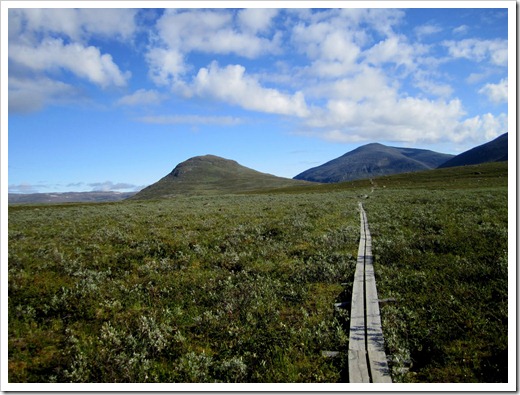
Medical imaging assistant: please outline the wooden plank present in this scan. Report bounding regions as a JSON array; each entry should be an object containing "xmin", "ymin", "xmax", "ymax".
[
  {"xmin": 348, "ymin": 204, "xmax": 368, "ymax": 382},
  {"xmin": 348, "ymin": 349, "xmax": 370, "ymax": 383},
  {"xmin": 365, "ymin": 291, "xmax": 391, "ymax": 374},
  {"xmin": 348, "ymin": 203, "xmax": 392, "ymax": 383},
  {"xmin": 362, "ymin": 210, "xmax": 392, "ymax": 383},
  {"xmin": 349, "ymin": 260, "xmax": 366, "ymax": 352},
  {"xmin": 365, "ymin": 278, "xmax": 392, "ymax": 382}
]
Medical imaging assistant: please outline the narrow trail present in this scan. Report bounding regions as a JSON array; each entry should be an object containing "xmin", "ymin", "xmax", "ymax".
[{"xmin": 348, "ymin": 202, "xmax": 392, "ymax": 383}]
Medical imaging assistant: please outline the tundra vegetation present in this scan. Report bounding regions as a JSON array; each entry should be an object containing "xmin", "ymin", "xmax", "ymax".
[{"xmin": 8, "ymin": 162, "xmax": 508, "ymax": 383}]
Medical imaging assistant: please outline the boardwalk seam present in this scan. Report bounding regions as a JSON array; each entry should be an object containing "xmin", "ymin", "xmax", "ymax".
[{"xmin": 348, "ymin": 203, "xmax": 392, "ymax": 383}]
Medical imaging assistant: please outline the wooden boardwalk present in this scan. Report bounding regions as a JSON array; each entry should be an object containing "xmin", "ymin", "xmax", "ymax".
[{"xmin": 348, "ymin": 203, "xmax": 392, "ymax": 383}]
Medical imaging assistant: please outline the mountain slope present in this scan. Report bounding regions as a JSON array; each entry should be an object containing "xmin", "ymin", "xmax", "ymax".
[
  {"xmin": 132, "ymin": 155, "xmax": 313, "ymax": 199},
  {"xmin": 294, "ymin": 143, "xmax": 454, "ymax": 183},
  {"xmin": 438, "ymin": 133, "xmax": 508, "ymax": 168}
]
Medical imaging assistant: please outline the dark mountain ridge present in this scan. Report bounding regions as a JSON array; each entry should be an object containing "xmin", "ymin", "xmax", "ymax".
[
  {"xmin": 438, "ymin": 133, "xmax": 508, "ymax": 168},
  {"xmin": 294, "ymin": 143, "xmax": 454, "ymax": 183}
]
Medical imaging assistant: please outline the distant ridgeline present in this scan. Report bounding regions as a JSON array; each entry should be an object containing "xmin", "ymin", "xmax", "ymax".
[
  {"xmin": 293, "ymin": 143, "xmax": 454, "ymax": 183},
  {"xmin": 10, "ymin": 134, "xmax": 507, "ymax": 203},
  {"xmin": 132, "ymin": 134, "xmax": 509, "ymax": 199},
  {"xmin": 8, "ymin": 191, "xmax": 136, "ymax": 204},
  {"xmin": 294, "ymin": 133, "xmax": 507, "ymax": 183}
]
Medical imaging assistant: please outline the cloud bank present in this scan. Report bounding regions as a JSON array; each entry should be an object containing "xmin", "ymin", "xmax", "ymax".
[{"xmin": 8, "ymin": 7, "xmax": 509, "ymax": 146}]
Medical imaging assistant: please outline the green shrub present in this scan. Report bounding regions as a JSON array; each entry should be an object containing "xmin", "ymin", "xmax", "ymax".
[
  {"xmin": 8, "ymin": 165, "xmax": 507, "ymax": 383},
  {"xmin": 9, "ymin": 193, "xmax": 358, "ymax": 382}
]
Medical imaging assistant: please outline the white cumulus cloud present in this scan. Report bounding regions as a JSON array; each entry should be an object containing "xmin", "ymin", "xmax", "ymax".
[
  {"xmin": 305, "ymin": 96, "xmax": 466, "ymax": 144},
  {"xmin": 291, "ymin": 20, "xmax": 361, "ymax": 77},
  {"xmin": 146, "ymin": 47, "xmax": 187, "ymax": 86},
  {"xmin": 188, "ymin": 62, "xmax": 309, "ymax": 117},
  {"xmin": 478, "ymin": 78, "xmax": 508, "ymax": 104},
  {"xmin": 154, "ymin": 9, "xmax": 280, "ymax": 59},
  {"xmin": 238, "ymin": 9, "xmax": 279, "ymax": 33},
  {"xmin": 455, "ymin": 113, "xmax": 507, "ymax": 142},
  {"xmin": 145, "ymin": 9, "xmax": 282, "ymax": 90},
  {"xmin": 443, "ymin": 38, "xmax": 508, "ymax": 66},
  {"xmin": 297, "ymin": 62, "xmax": 477, "ymax": 145},
  {"xmin": 364, "ymin": 34, "xmax": 426, "ymax": 72},
  {"xmin": 8, "ymin": 8, "xmax": 134, "ymax": 113},
  {"xmin": 9, "ymin": 38, "xmax": 130, "ymax": 88},
  {"xmin": 300, "ymin": 74, "xmax": 507, "ymax": 145},
  {"xmin": 9, "ymin": 8, "xmax": 137, "ymax": 42}
]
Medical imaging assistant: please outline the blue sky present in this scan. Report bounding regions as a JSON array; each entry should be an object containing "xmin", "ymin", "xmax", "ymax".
[{"xmin": 5, "ymin": 3, "xmax": 512, "ymax": 193}]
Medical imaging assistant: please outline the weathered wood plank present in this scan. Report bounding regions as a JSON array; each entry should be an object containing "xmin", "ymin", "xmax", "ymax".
[
  {"xmin": 348, "ymin": 203, "xmax": 392, "ymax": 383},
  {"xmin": 348, "ymin": 349, "xmax": 370, "ymax": 383},
  {"xmin": 348, "ymin": 204, "xmax": 368, "ymax": 382},
  {"xmin": 349, "ymin": 261, "xmax": 366, "ymax": 352},
  {"xmin": 362, "ymin": 208, "xmax": 392, "ymax": 383}
]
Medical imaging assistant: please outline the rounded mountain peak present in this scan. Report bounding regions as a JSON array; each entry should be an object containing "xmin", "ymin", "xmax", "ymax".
[
  {"xmin": 183, "ymin": 155, "xmax": 238, "ymax": 165},
  {"xmin": 172, "ymin": 155, "xmax": 240, "ymax": 175},
  {"xmin": 131, "ymin": 154, "xmax": 311, "ymax": 199}
]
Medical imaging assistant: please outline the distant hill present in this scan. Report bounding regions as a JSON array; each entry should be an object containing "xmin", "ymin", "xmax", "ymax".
[
  {"xmin": 294, "ymin": 143, "xmax": 454, "ymax": 183},
  {"xmin": 8, "ymin": 191, "xmax": 137, "ymax": 204},
  {"xmin": 131, "ymin": 155, "xmax": 313, "ymax": 200},
  {"xmin": 438, "ymin": 133, "xmax": 508, "ymax": 169}
]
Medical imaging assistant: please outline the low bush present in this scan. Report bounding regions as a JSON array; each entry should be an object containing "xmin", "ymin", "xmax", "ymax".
[
  {"xmin": 9, "ymin": 192, "xmax": 358, "ymax": 382},
  {"xmin": 366, "ymin": 187, "xmax": 508, "ymax": 382},
  {"xmin": 8, "ymin": 164, "xmax": 508, "ymax": 383}
]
